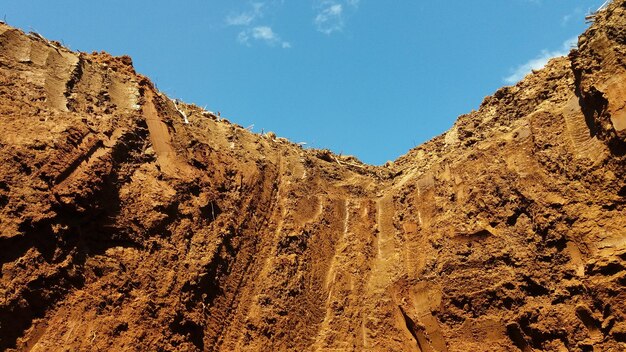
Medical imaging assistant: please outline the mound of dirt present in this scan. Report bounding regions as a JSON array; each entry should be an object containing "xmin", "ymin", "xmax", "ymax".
[{"xmin": 1, "ymin": 2, "xmax": 625, "ymax": 351}]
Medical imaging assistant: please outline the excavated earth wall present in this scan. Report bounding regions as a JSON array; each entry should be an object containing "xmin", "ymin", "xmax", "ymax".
[{"xmin": 0, "ymin": 1, "xmax": 626, "ymax": 351}]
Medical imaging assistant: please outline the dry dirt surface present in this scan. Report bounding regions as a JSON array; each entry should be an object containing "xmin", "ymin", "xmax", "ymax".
[{"xmin": 1, "ymin": 2, "xmax": 626, "ymax": 351}]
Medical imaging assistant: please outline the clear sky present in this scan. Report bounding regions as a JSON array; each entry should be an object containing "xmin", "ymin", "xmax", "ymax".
[{"xmin": 2, "ymin": 0, "xmax": 606, "ymax": 165}]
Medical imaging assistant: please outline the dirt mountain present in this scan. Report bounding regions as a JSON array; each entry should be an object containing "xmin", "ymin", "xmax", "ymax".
[{"xmin": 1, "ymin": 2, "xmax": 626, "ymax": 351}]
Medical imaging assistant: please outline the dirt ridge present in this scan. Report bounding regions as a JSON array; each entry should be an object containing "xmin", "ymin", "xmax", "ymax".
[{"xmin": 1, "ymin": 2, "xmax": 626, "ymax": 351}]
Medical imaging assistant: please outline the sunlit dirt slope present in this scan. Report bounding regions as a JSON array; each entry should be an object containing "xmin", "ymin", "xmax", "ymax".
[{"xmin": 1, "ymin": 2, "xmax": 626, "ymax": 351}]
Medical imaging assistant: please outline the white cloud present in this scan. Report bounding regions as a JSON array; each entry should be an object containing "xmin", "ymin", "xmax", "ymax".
[
  {"xmin": 504, "ymin": 37, "xmax": 577, "ymax": 84},
  {"xmin": 561, "ymin": 6, "xmax": 582, "ymax": 27},
  {"xmin": 227, "ymin": 2, "xmax": 291, "ymax": 49},
  {"xmin": 237, "ymin": 31, "xmax": 251, "ymax": 45},
  {"xmin": 313, "ymin": 0, "xmax": 361, "ymax": 35},
  {"xmin": 227, "ymin": 13, "xmax": 255, "ymax": 26},
  {"xmin": 561, "ymin": 14, "xmax": 572, "ymax": 26},
  {"xmin": 253, "ymin": 26, "xmax": 277, "ymax": 41},
  {"xmin": 226, "ymin": 2, "xmax": 265, "ymax": 26},
  {"xmin": 238, "ymin": 26, "xmax": 291, "ymax": 48},
  {"xmin": 315, "ymin": 3, "xmax": 344, "ymax": 34}
]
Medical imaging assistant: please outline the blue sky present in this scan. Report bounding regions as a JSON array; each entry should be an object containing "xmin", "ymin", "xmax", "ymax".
[{"xmin": 2, "ymin": 0, "xmax": 606, "ymax": 164}]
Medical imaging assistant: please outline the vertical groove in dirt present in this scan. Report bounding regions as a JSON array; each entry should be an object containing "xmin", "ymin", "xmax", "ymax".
[{"xmin": 2, "ymin": 2, "xmax": 626, "ymax": 350}]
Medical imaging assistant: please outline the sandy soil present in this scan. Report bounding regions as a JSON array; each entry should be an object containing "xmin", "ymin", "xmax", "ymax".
[{"xmin": 0, "ymin": 2, "xmax": 625, "ymax": 351}]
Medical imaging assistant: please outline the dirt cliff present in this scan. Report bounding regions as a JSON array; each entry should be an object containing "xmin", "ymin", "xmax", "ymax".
[{"xmin": 0, "ymin": 2, "xmax": 625, "ymax": 351}]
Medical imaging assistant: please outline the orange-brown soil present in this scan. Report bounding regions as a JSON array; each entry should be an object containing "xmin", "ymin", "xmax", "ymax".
[{"xmin": 1, "ymin": 2, "xmax": 626, "ymax": 351}]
